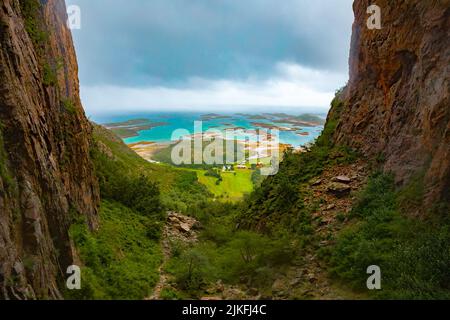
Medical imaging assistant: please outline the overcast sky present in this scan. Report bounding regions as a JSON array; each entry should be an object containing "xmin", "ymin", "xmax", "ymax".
[{"xmin": 66, "ymin": 0, "xmax": 354, "ymax": 115}]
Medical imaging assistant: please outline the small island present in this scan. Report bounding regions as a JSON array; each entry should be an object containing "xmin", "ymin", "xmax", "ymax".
[{"xmin": 105, "ymin": 119, "xmax": 168, "ymax": 138}]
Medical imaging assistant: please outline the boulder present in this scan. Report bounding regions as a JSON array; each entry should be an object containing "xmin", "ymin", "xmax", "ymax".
[
  {"xmin": 327, "ymin": 182, "xmax": 351, "ymax": 197},
  {"xmin": 178, "ymin": 222, "xmax": 191, "ymax": 233},
  {"xmin": 333, "ymin": 175, "xmax": 351, "ymax": 184}
]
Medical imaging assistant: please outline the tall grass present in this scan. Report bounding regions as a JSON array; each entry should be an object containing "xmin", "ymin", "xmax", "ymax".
[{"xmin": 330, "ymin": 173, "xmax": 450, "ymax": 299}]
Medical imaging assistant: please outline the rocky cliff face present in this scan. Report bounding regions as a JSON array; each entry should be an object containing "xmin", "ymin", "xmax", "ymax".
[
  {"xmin": 0, "ymin": 0, "xmax": 99, "ymax": 299},
  {"xmin": 332, "ymin": 0, "xmax": 450, "ymax": 209}
]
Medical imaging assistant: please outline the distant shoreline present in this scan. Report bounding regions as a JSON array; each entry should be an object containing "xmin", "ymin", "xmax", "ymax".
[{"xmin": 101, "ymin": 112, "xmax": 324, "ymax": 148}]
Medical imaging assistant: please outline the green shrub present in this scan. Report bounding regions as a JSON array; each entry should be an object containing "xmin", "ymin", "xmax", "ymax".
[
  {"xmin": 239, "ymin": 94, "xmax": 357, "ymax": 230},
  {"xmin": 205, "ymin": 168, "xmax": 221, "ymax": 179},
  {"xmin": 91, "ymin": 143, "xmax": 164, "ymax": 218},
  {"xmin": 166, "ymin": 205, "xmax": 297, "ymax": 297},
  {"xmin": 144, "ymin": 220, "xmax": 163, "ymax": 241},
  {"xmin": 20, "ymin": 0, "xmax": 48, "ymax": 49},
  {"xmin": 62, "ymin": 98, "xmax": 76, "ymax": 114},
  {"xmin": 350, "ymin": 173, "xmax": 396, "ymax": 219},
  {"xmin": 330, "ymin": 173, "xmax": 450, "ymax": 299},
  {"xmin": 396, "ymin": 171, "xmax": 425, "ymax": 213},
  {"xmin": 90, "ymin": 124, "xmax": 211, "ymax": 216},
  {"xmin": 67, "ymin": 201, "xmax": 163, "ymax": 300},
  {"xmin": 168, "ymin": 246, "xmax": 215, "ymax": 292},
  {"xmin": 160, "ymin": 288, "xmax": 184, "ymax": 300},
  {"xmin": 0, "ymin": 127, "xmax": 17, "ymax": 193},
  {"xmin": 251, "ymin": 169, "xmax": 264, "ymax": 187},
  {"xmin": 43, "ymin": 63, "xmax": 57, "ymax": 86}
]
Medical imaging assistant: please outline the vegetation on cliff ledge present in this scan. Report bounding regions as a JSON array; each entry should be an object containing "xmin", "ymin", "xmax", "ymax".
[
  {"xmin": 329, "ymin": 173, "xmax": 450, "ymax": 299},
  {"xmin": 235, "ymin": 92, "xmax": 450, "ymax": 299},
  {"xmin": 20, "ymin": 0, "xmax": 48, "ymax": 51},
  {"xmin": 239, "ymin": 94, "xmax": 355, "ymax": 231}
]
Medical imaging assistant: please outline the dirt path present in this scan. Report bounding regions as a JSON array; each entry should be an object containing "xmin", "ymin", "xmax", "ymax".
[
  {"xmin": 147, "ymin": 212, "xmax": 199, "ymax": 300},
  {"xmin": 147, "ymin": 224, "xmax": 171, "ymax": 299},
  {"xmin": 149, "ymin": 160, "xmax": 369, "ymax": 300},
  {"xmin": 270, "ymin": 159, "xmax": 370, "ymax": 299}
]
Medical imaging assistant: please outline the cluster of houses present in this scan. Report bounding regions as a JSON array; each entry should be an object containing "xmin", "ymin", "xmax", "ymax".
[{"xmin": 222, "ymin": 162, "xmax": 264, "ymax": 172}]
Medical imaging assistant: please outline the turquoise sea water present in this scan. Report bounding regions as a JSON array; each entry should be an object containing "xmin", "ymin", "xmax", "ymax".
[{"xmin": 92, "ymin": 112, "xmax": 324, "ymax": 148}]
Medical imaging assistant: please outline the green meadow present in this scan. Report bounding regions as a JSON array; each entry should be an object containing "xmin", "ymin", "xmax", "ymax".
[{"xmin": 194, "ymin": 168, "xmax": 254, "ymax": 201}]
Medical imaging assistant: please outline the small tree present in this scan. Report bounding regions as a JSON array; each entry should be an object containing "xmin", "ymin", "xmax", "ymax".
[{"xmin": 174, "ymin": 248, "xmax": 212, "ymax": 291}]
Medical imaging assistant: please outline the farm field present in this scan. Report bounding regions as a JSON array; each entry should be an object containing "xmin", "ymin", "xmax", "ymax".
[{"xmin": 194, "ymin": 168, "xmax": 254, "ymax": 201}]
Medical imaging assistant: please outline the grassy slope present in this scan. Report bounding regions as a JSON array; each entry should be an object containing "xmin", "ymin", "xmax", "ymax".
[
  {"xmin": 239, "ymin": 93, "xmax": 450, "ymax": 299},
  {"xmin": 67, "ymin": 201, "xmax": 163, "ymax": 299},
  {"xmin": 67, "ymin": 124, "xmax": 212, "ymax": 299},
  {"xmin": 71, "ymin": 107, "xmax": 449, "ymax": 299},
  {"xmin": 92, "ymin": 124, "xmax": 212, "ymax": 212},
  {"xmin": 329, "ymin": 173, "xmax": 450, "ymax": 299},
  {"xmin": 92, "ymin": 124, "xmax": 184, "ymax": 191},
  {"xmin": 195, "ymin": 169, "xmax": 253, "ymax": 201}
]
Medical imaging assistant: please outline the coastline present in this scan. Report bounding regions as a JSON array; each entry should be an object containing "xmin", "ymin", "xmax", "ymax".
[
  {"xmin": 102, "ymin": 112, "xmax": 324, "ymax": 161},
  {"xmin": 127, "ymin": 141, "xmax": 170, "ymax": 162}
]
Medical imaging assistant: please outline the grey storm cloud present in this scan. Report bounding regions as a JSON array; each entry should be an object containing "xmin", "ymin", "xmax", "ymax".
[{"xmin": 66, "ymin": 0, "xmax": 354, "ymax": 88}]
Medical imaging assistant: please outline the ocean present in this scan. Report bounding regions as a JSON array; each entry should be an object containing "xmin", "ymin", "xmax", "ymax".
[{"xmin": 91, "ymin": 112, "xmax": 325, "ymax": 148}]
